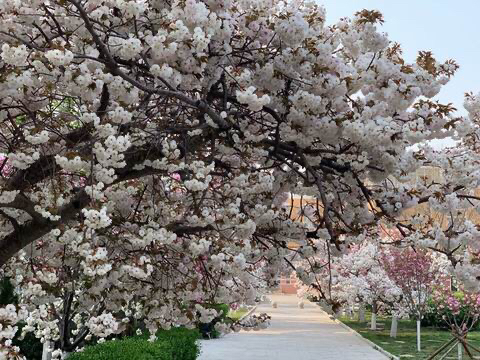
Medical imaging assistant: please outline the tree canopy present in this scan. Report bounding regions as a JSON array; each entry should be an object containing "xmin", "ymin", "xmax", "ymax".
[{"xmin": 0, "ymin": 0, "xmax": 480, "ymax": 358}]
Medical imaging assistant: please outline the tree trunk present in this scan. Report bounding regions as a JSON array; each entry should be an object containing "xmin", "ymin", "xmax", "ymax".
[
  {"xmin": 42, "ymin": 340, "xmax": 52, "ymax": 360},
  {"xmin": 371, "ymin": 313, "xmax": 377, "ymax": 330},
  {"xmin": 390, "ymin": 316, "xmax": 398, "ymax": 338},
  {"xmin": 417, "ymin": 319, "xmax": 421, "ymax": 351},
  {"xmin": 359, "ymin": 304, "xmax": 366, "ymax": 322},
  {"xmin": 370, "ymin": 302, "xmax": 377, "ymax": 330}
]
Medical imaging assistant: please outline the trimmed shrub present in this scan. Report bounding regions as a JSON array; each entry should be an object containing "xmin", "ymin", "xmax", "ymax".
[{"xmin": 69, "ymin": 327, "xmax": 200, "ymax": 360}]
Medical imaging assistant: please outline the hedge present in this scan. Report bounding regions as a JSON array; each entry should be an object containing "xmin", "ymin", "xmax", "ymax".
[{"xmin": 69, "ymin": 327, "xmax": 200, "ymax": 360}]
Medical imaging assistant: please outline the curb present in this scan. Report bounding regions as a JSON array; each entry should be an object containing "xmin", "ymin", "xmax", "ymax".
[
  {"xmin": 238, "ymin": 305, "xmax": 257, "ymax": 322},
  {"xmin": 330, "ymin": 317, "xmax": 399, "ymax": 360},
  {"xmin": 212, "ymin": 306, "xmax": 258, "ymax": 340}
]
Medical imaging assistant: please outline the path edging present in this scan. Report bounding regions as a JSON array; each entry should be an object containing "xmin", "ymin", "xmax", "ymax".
[
  {"xmin": 213, "ymin": 305, "xmax": 258, "ymax": 341},
  {"xmin": 330, "ymin": 316, "xmax": 399, "ymax": 360},
  {"xmin": 238, "ymin": 305, "xmax": 257, "ymax": 322}
]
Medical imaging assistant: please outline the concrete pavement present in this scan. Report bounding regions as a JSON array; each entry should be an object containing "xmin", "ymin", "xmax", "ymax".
[{"xmin": 198, "ymin": 294, "xmax": 388, "ymax": 360}]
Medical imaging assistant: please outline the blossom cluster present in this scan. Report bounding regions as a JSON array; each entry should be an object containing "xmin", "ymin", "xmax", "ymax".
[{"xmin": 430, "ymin": 284, "xmax": 480, "ymax": 331}]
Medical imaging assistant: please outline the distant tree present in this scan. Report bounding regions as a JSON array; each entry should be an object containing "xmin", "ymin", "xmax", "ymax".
[{"xmin": 382, "ymin": 248, "xmax": 438, "ymax": 351}]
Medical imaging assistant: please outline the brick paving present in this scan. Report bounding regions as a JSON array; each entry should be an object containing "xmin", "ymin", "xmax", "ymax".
[{"xmin": 198, "ymin": 294, "xmax": 388, "ymax": 360}]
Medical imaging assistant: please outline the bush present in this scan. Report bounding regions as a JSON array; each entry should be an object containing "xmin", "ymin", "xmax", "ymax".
[
  {"xmin": 11, "ymin": 323, "xmax": 44, "ymax": 360},
  {"xmin": 424, "ymin": 293, "xmax": 480, "ymax": 330},
  {"xmin": 69, "ymin": 327, "xmax": 200, "ymax": 360},
  {"xmin": 197, "ymin": 303, "xmax": 229, "ymax": 339},
  {"xmin": 0, "ymin": 277, "xmax": 17, "ymax": 305},
  {"xmin": 422, "ymin": 308, "xmax": 448, "ymax": 329}
]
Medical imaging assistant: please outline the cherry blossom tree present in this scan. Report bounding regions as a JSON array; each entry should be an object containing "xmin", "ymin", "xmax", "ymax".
[
  {"xmin": 334, "ymin": 243, "xmax": 402, "ymax": 330},
  {"xmin": 0, "ymin": 0, "xmax": 477, "ymax": 358},
  {"xmin": 382, "ymin": 248, "xmax": 439, "ymax": 351},
  {"xmin": 296, "ymin": 242, "xmax": 403, "ymax": 329}
]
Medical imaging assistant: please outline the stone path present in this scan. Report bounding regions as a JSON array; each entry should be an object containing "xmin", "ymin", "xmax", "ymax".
[{"xmin": 199, "ymin": 294, "xmax": 388, "ymax": 360}]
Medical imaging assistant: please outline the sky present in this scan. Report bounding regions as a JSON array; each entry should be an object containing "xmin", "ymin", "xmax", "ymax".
[
  {"xmin": 318, "ymin": 0, "xmax": 480, "ymax": 114},
  {"xmin": 318, "ymin": 1, "xmax": 480, "ymax": 148}
]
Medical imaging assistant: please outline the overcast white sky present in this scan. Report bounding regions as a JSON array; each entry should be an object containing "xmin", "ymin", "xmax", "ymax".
[{"xmin": 317, "ymin": 1, "xmax": 479, "ymax": 148}]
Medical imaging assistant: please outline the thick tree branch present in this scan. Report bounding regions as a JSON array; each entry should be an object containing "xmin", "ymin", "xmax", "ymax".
[{"xmin": 0, "ymin": 189, "xmax": 90, "ymax": 267}]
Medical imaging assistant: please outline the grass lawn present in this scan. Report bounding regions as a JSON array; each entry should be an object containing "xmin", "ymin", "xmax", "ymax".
[
  {"xmin": 338, "ymin": 313, "xmax": 480, "ymax": 359},
  {"xmin": 228, "ymin": 307, "xmax": 249, "ymax": 321}
]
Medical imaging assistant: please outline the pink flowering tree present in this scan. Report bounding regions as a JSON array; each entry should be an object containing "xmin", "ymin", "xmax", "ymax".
[
  {"xmin": 0, "ymin": 0, "xmax": 479, "ymax": 358},
  {"xmin": 428, "ymin": 284, "xmax": 480, "ymax": 357},
  {"xmin": 431, "ymin": 286, "xmax": 480, "ymax": 331},
  {"xmin": 382, "ymin": 248, "xmax": 439, "ymax": 351}
]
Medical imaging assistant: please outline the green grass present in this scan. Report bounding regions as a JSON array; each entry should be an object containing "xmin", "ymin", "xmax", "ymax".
[
  {"xmin": 228, "ymin": 307, "xmax": 249, "ymax": 321},
  {"xmin": 339, "ymin": 313, "xmax": 480, "ymax": 359}
]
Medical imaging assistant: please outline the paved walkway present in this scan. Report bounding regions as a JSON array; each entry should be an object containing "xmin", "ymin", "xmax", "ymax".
[{"xmin": 199, "ymin": 294, "xmax": 388, "ymax": 360}]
